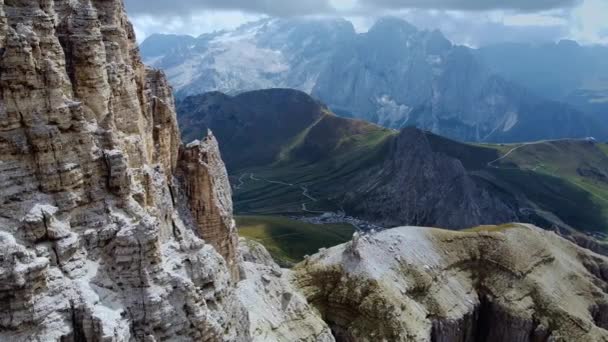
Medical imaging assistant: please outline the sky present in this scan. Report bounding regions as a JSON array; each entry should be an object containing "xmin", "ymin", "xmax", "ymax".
[{"xmin": 124, "ymin": 0, "xmax": 608, "ymax": 47}]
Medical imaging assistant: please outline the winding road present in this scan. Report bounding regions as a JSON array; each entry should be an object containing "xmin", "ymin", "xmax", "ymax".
[
  {"xmin": 486, "ymin": 138, "xmax": 608, "ymax": 205},
  {"xmin": 234, "ymin": 173, "xmax": 247, "ymax": 190},
  {"xmin": 487, "ymin": 143, "xmax": 529, "ymax": 168},
  {"xmin": 235, "ymin": 173, "xmax": 379, "ymax": 230},
  {"xmin": 487, "ymin": 138, "xmax": 589, "ymax": 169},
  {"xmin": 236, "ymin": 172, "xmax": 319, "ymax": 208}
]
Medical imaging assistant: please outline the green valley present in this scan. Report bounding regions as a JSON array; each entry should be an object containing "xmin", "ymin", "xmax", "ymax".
[{"xmin": 236, "ymin": 215, "xmax": 355, "ymax": 267}]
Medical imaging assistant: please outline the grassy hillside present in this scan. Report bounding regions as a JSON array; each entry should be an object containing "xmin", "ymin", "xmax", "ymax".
[
  {"xmin": 234, "ymin": 114, "xmax": 396, "ymax": 214},
  {"xmin": 482, "ymin": 140, "xmax": 608, "ymax": 232},
  {"xmin": 599, "ymin": 143, "xmax": 608, "ymax": 156},
  {"xmin": 237, "ymin": 215, "xmax": 355, "ymax": 267},
  {"xmin": 235, "ymin": 131, "xmax": 608, "ymax": 233},
  {"xmin": 177, "ymin": 89, "xmax": 328, "ymax": 170}
]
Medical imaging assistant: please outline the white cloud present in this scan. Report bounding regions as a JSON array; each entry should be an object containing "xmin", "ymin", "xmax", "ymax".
[
  {"xmin": 355, "ymin": 0, "xmax": 581, "ymax": 12},
  {"xmin": 124, "ymin": 0, "xmax": 334, "ymax": 17},
  {"xmin": 503, "ymin": 13, "xmax": 568, "ymax": 27},
  {"xmin": 128, "ymin": 0, "xmax": 608, "ymax": 46},
  {"xmin": 131, "ymin": 11, "xmax": 264, "ymax": 42},
  {"xmin": 330, "ymin": 0, "xmax": 357, "ymax": 11},
  {"xmin": 569, "ymin": 0, "xmax": 608, "ymax": 44}
]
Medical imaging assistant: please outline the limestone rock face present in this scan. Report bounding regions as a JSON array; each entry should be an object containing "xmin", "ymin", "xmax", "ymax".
[
  {"xmin": 237, "ymin": 239, "xmax": 335, "ymax": 342},
  {"xmin": 0, "ymin": 0, "xmax": 247, "ymax": 340},
  {"xmin": 294, "ymin": 225, "xmax": 608, "ymax": 341},
  {"xmin": 177, "ymin": 133, "xmax": 239, "ymax": 280}
]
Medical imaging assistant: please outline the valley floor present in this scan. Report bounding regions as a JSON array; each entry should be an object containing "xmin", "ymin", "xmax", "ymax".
[{"xmin": 236, "ymin": 215, "xmax": 355, "ymax": 267}]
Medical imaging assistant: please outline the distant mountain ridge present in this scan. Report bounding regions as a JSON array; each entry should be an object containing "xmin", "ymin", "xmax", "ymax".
[
  {"xmin": 177, "ymin": 89, "xmax": 332, "ymax": 170},
  {"xmin": 475, "ymin": 40, "xmax": 608, "ymax": 120},
  {"xmin": 177, "ymin": 89, "xmax": 608, "ymax": 244},
  {"xmin": 143, "ymin": 17, "xmax": 608, "ymax": 143},
  {"xmin": 141, "ymin": 18, "xmax": 355, "ymax": 98}
]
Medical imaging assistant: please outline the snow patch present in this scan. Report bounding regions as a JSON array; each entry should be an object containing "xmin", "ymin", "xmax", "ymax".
[
  {"xmin": 375, "ymin": 95, "xmax": 412, "ymax": 128},
  {"xmin": 427, "ymin": 55, "xmax": 442, "ymax": 65},
  {"xmin": 502, "ymin": 111, "xmax": 518, "ymax": 132}
]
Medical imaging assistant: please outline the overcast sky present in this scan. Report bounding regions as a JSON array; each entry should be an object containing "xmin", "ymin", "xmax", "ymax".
[{"xmin": 125, "ymin": 0, "xmax": 608, "ymax": 47}]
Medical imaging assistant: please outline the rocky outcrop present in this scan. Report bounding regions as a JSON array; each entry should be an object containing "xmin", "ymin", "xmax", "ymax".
[
  {"xmin": 237, "ymin": 238, "xmax": 334, "ymax": 341},
  {"xmin": 177, "ymin": 133, "xmax": 239, "ymax": 280},
  {"xmin": 0, "ymin": 0, "xmax": 247, "ymax": 340},
  {"xmin": 294, "ymin": 224, "xmax": 608, "ymax": 341}
]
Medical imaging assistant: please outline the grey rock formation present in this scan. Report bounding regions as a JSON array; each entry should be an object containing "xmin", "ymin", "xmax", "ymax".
[
  {"xmin": 294, "ymin": 224, "xmax": 608, "ymax": 341},
  {"xmin": 177, "ymin": 134, "xmax": 240, "ymax": 280},
  {"xmin": 237, "ymin": 239, "xmax": 335, "ymax": 341},
  {"xmin": 0, "ymin": 0, "xmax": 248, "ymax": 340},
  {"xmin": 312, "ymin": 17, "xmax": 606, "ymax": 142}
]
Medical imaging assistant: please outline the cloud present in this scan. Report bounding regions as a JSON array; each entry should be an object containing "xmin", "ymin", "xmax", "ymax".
[
  {"xmin": 130, "ymin": 11, "xmax": 264, "ymax": 42},
  {"xmin": 356, "ymin": 0, "xmax": 582, "ymax": 12},
  {"xmin": 569, "ymin": 0, "xmax": 608, "ymax": 44},
  {"xmin": 125, "ymin": 0, "xmax": 608, "ymax": 46},
  {"xmin": 124, "ymin": 0, "xmax": 334, "ymax": 17},
  {"xmin": 502, "ymin": 13, "xmax": 568, "ymax": 27},
  {"xmin": 387, "ymin": 10, "xmax": 570, "ymax": 47}
]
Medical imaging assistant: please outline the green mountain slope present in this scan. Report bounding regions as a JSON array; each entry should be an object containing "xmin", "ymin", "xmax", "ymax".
[
  {"xmin": 480, "ymin": 140, "xmax": 608, "ymax": 232},
  {"xmin": 177, "ymin": 89, "xmax": 330, "ymax": 170},
  {"xmin": 177, "ymin": 89, "xmax": 608, "ymax": 236}
]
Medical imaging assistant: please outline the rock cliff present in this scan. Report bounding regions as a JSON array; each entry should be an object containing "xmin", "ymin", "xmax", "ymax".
[
  {"xmin": 237, "ymin": 238, "xmax": 335, "ymax": 341},
  {"xmin": 343, "ymin": 127, "xmax": 519, "ymax": 229},
  {"xmin": 177, "ymin": 135, "xmax": 239, "ymax": 280},
  {"xmin": 0, "ymin": 0, "xmax": 248, "ymax": 340},
  {"xmin": 294, "ymin": 224, "xmax": 608, "ymax": 341}
]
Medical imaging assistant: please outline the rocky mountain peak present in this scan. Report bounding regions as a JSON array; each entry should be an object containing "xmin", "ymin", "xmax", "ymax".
[
  {"xmin": 0, "ymin": 0, "xmax": 246, "ymax": 339},
  {"xmin": 368, "ymin": 16, "xmax": 418, "ymax": 37},
  {"xmin": 295, "ymin": 225, "xmax": 608, "ymax": 341}
]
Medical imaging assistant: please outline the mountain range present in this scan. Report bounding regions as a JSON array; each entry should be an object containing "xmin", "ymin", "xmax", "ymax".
[
  {"xmin": 4, "ymin": 1, "xmax": 608, "ymax": 341},
  {"xmin": 177, "ymin": 89, "xmax": 608, "ymax": 248},
  {"xmin": 143, "ymin": 17, "xmax": 608, "ymax": 143}
]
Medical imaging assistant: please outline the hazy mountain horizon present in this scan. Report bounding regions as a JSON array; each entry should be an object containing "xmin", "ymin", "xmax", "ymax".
[
  {"xmin": 141, "ymin": 16, "xmax": 608, "ymax": 49},
  {"xmin": 141, "ymin": 16, "xmax": 608, "ymax": 143}
]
